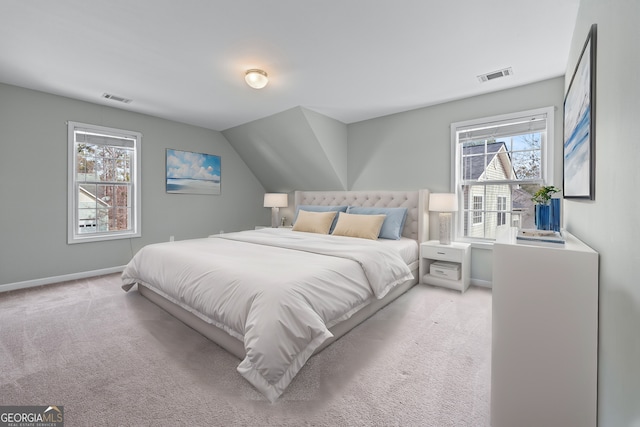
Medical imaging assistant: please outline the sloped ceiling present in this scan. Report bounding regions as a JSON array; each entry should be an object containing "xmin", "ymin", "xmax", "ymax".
[{"xmin": 222, "ymin": 107, "xmax": 347, "ymax": 192}]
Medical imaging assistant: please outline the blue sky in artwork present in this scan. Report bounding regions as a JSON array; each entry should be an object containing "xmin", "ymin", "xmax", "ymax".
[{"xmin": 166, "ymin": 149, "xmax": 220, "ymax": 182}]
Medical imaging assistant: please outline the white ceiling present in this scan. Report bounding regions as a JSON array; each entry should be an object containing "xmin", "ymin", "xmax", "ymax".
[{"xmin": 0, "ymin": 0, "xmax": 580, "ymax": 131}]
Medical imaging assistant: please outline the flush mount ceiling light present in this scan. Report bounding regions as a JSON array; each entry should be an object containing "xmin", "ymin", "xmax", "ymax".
[{"xmin": 245, "ymin": 69, "xmax": 268, "ymax": 89}]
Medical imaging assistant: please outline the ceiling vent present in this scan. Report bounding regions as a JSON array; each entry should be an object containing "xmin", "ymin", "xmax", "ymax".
[
  {"xmin": 477, "ymin": 67, "xmax": 513, "ymax": 83},
  {"xmin": 102, "ymin": 93, "xmax": 132, "ymax": 104}
]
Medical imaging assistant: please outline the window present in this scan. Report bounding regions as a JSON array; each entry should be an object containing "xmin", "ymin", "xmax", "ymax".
[
  {"xmin": 451, "ymin": 107, "xmax": 555, "ymax": 241},
  {"xmin": 68, "ymin": 121, "xmax": 141, "ymax": 244},
  {"xmin": 473, "ymin": 196, "xmax": 484, "ymax": 224},
  {"xmin": 496, "ymin": 196, "xmax": 507, "ymax": 226}
]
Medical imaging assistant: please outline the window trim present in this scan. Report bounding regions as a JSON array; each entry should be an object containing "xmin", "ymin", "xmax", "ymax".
[
  {"xmin": 450, "ymin": 106, "xmax": 555, "ymax": 242},
  {"xmin": 67, "ymin": 121, "xmax": 142, "ymax": 244}
]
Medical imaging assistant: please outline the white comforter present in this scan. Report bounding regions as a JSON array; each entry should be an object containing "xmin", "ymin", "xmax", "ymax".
[{"xmin": 121, "ymin": 228, "xmax": 413, "ymax": 401}]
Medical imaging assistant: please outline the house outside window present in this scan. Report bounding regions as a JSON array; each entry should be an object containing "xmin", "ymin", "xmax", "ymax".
[
  {"xmin": 451, "ymin": 107, "xmax": 555, "ymax": 241},
  {"xmin": 67, "ymin": 121, "xmax": 141, "ymax": 244}
]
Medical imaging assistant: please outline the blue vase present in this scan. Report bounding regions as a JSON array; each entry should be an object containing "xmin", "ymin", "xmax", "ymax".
[
  {"xmin": 550, "ymin": 198, "xmax": 561, "ymax": 232},
  {"xmin": 535, "ymin": 204, "xmax": 551, "ymax": 230}
]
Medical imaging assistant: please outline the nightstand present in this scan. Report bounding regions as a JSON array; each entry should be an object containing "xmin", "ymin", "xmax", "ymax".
[{"xmin": 419, "ymin": 240, "xmax": 471, "ymax": 292}]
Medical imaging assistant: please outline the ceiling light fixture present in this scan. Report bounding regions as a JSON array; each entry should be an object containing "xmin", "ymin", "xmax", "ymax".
[{"xmin": 245, "ymin": 69, "xmax": 268, "ymax": 89}]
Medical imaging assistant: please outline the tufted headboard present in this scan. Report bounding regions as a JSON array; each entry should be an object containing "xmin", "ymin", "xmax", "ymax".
[{"xmin": 294, "ymin": 189, "xmax": 429, "ymax": 243}]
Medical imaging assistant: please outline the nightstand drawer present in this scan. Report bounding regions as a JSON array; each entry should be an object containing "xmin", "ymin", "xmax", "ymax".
[{"xmin": 421, "ymin": 245, "xmax": 463, "ymax": 262}]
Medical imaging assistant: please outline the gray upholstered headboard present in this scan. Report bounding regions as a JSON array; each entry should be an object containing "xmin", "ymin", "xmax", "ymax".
[{"xmin": 294, "ymin": 189, "xmax": 429, "ymax": 243}]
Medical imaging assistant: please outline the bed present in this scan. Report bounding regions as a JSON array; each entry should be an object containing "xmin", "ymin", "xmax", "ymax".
[{"xmin": 121, "ymin": 189, "xmax": 429, "ymax": 401}]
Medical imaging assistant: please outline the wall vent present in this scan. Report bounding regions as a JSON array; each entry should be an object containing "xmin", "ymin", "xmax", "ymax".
[
  {"xmin": 477, "ymin": 67, "xmax": 513, "ymax": 83},
  {"xmin": 102, "ymin": 93, "xmax": 132, "ymax": 104}
]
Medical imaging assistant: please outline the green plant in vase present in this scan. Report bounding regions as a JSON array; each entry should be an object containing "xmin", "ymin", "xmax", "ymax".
[
  {"xmin": 531, "ymin": 186, "xmax": 561, "ymax": 231},
  {"xmin": 531, "ymin": 185, "xmax": 560, "ymax": 205}
]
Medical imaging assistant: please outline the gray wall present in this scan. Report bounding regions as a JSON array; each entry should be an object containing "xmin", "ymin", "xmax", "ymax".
[
  {"xmin": 222, "ymin": 106, "xmax": 348, "ymax": 193},
  {"xmin": 348, "ymin": 77, "xmax": 565, "ymax": 191},
  {"xmin": 348, "ymin": 77, "xmax": 565, "ymax": 282},
  {"xmin": 0, "ymin": 83, "xmax": 268, "ymax": 286},
  {"xmin": 565, "ymin": 1, "xmax": 640, "ymax": 425}
]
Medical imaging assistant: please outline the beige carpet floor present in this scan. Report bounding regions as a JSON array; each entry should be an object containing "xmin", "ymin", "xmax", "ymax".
[{"xmin": 0, "ymin": 273, "xmax": 492, "ymax": 426}]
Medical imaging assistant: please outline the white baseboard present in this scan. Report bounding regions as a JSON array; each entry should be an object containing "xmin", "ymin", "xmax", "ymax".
[
  {"xmin": 0, "ymin": 266, "xmax": 126, "ymax": 293},
  {"xmin": 471, "ymin": 278, "xmax": 492, "ymax": 289}
]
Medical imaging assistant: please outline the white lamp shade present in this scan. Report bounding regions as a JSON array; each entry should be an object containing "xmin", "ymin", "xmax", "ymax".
[
  {"xmin": 429, "ymin": 193, "xmax": 458, "ymax": 212},
  {"xmin": 264, "ymin": 193, "xmax": 288, "ymax": 208},
  {"xmin": 245, "ymin": 69, "xmax": 268, "ymax": 89}
]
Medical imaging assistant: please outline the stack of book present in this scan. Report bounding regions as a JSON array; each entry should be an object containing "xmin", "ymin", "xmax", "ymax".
[{"xmin": 516, "ymin": 229, "xmax": 565, "ymax": 246}]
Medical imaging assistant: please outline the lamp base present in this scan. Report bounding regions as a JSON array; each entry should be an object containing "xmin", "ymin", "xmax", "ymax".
[
  {"xmin": 271, "ymin": 207, "xmax": 280, "ymax": 228},
  {"xmin": 439, "ymin": 212, "xmax": 453, "ymax": 245}
]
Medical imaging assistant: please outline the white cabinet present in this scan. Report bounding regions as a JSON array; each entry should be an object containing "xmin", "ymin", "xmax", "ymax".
[
  {"xmin": 419, "ymin": 241, "xmax": 470, "ymax": 292},
  {"xmin": 491, "ymin": 230, "xmax": 598, "ymax": 427}
]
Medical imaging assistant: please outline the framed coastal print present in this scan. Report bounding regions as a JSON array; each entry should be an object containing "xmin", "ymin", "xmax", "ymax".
[
  {"xmin": 166, "ymin": 149, "xmax": 221, "ymax": 195},
  {"xmin": 563, "ymin": 24, "xmax": 597, "ymax": 199}
]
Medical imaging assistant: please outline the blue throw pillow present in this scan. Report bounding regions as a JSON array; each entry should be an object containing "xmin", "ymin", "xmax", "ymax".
[
  {"xmin": 294, "ymin": 205, "xmax": 348, "ymax": 232},
  {"xmin": 346, "ymin": 206, "xmax": 408, "ymax": 240}
]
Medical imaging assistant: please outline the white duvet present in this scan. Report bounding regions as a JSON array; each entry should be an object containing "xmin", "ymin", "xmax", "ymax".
[{"xmin": 121, "ymin": 228, "xmax": 413, "ymax": 401}]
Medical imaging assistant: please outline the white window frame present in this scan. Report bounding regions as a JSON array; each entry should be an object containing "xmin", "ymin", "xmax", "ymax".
[
  {"xmin": 451, "ymin": 106, "xmax": 555, "ymax": 242},
  {"xmin": 67, "ymin": 121, "xmax": 142, "ymax": 244}
]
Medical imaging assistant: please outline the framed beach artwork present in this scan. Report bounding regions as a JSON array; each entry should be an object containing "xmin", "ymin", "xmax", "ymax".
[
  {"xmin": 166, "ymin": 149, "xmax": 221, "ymax": 195},
  {"xmin": 563, "ymin": 24, "xmax": 597, "ymax": 200}
]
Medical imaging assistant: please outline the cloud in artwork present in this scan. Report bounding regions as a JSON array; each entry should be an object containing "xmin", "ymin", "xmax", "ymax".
[{"xmin": 166, "ymin": 150, "xmax": 220, "ymax": 182}]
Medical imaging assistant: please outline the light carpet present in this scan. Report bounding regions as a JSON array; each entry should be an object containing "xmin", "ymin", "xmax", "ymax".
[{"xmin": 0, "ymin": 273, "xmax": 492, "ymax": 426}]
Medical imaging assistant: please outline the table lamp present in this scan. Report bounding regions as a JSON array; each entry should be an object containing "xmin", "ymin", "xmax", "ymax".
[
  {"xmin": 264, "ymin": 193, "xmax": 288, "ymax": 228},
  {"xmin": 429, "ymin": 193, "xmax": 458, "ymax": 245}
]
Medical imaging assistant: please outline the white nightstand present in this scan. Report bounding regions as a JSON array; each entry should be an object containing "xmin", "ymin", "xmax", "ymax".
[{"xmin": 419, "ymin": 240, "xmax": 471, "ymax": 292}]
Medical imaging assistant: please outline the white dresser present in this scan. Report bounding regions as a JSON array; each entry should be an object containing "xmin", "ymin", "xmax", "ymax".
[{"xmin": 491, "ymin": 229, "xmax": 598, "ymax": 427}]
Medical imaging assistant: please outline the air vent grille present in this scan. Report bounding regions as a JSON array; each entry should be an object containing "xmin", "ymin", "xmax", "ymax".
[
  {"xmin": 477, "ymin": 67, "xmax": 513, "ymax": 83},
  {"xmin": 102, "ymin": 93, "xmax": 132, "ymax": 104}
]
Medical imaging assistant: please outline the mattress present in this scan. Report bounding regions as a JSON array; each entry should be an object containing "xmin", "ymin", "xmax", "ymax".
[{"xmin": 122, "ymin": 228, "xmax": 414, "ymax": 401}]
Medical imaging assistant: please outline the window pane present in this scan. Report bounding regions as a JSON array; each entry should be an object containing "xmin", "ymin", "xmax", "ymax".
[
  {"xmin": 112, "ymin": 185, "xmax": 126, "ymax": 207},
  {"xmin": 78, "ymin": 208, "xmax": 97, "ymax": 234},
  {"xmin": 509, "ymin": 133, "xmax": 542, "ymax": 180},
  {"xmin": 116, "ymin": 154, "xmax": 130, "ymax": 182},
  {"xmin": 78, "ymin": 185, "xmax": 97, "ymax": 208},
  {"xmin": 462, "ymin": 142, "xmax": 489, "ymax": 181},
  {"xmin": 97, "ymin": 208, "xmax": 110, "ymax": 231},
  {"xmin": 103, "ymin": 158, "xmax": 117, "ymax": 181},
  {"xmin": 461, "ymin": 134, "xmax": 543, "ymax": 184},
  {"xmin": 115, "ymin": 207, "xmax": 130, "ymax": 230}
]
